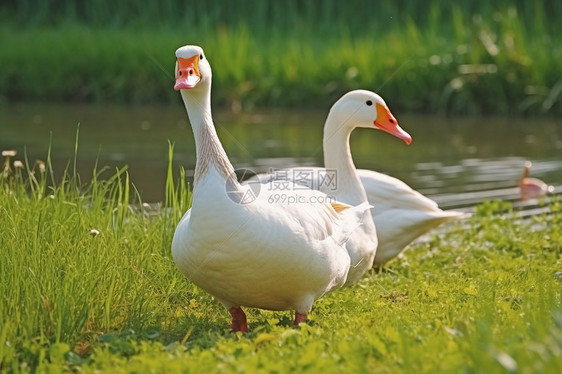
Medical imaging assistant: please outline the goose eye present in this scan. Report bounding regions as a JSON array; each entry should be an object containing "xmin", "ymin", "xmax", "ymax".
[
  {"xmin": 200, "ymin": 54, "xmax": 204, "ymax": 60},
  {"xmin": 366, "ymin": 100, "xmax": 373, "ymax": 106}
]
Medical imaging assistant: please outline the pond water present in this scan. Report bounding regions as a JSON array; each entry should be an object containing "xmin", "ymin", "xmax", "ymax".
[{"xmin": 1, "ymin": 102, "xmax": 561, "ymax": 206}]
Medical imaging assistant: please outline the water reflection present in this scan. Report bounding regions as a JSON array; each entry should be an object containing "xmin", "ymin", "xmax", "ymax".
[
  {"xmin": 1, "ymin": 103, "xmax": 560, "ymax": 203},
  {"xmin": 419, "ymin": 158, "xmax": 562, "ymax": 209}
]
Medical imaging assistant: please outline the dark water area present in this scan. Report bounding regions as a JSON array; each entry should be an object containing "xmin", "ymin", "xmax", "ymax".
[{"xmin": 1, "ymin": 103, "xmax": 561, "ymax": 205}]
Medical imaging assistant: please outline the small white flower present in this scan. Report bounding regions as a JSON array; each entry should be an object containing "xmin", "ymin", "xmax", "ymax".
[
  {"xmin": 89, "ymin": 229, "xmax": 100, "ymax": 237},
  {"xmin": 13, "ymin": 160, "xmax": 24, "ymax": 169},
  {"xmin": 35, "ymin": 160, "xmax": 46, "ymax": 173},
  {"xmin": 2, "ymin": 149, "xmax": 17, "ymax": 157}
]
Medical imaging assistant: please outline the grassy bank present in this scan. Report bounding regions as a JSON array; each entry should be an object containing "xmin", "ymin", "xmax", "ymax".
[
  {"xmin": 1, "ymin": 147, "xmax": 561, "ymax": 372},
  {"xmin": 0, "ymin": 1, "xmax": 561, "ymax": 115}
]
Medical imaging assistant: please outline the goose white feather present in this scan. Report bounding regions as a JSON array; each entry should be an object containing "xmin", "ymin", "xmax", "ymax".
[
  {"xmin": 254, "ymin": 90, "xmax": 469, "ymax": 267},
  {"xmin": 171, "ymin": 45, "xmax": 371, "ymax": 332},
  {"xmin": 358, "ymin": 169, "xmax": 470, "ymax": 264}
]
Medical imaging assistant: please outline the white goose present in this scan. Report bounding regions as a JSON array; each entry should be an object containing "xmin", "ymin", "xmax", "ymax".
[
  {"xmin": 171, "ymin": 45, "xmax": 371, "ymax": 332},
  {"xmin": 256, "ymin": 90, "xmax": 468, "ymax": 266}
]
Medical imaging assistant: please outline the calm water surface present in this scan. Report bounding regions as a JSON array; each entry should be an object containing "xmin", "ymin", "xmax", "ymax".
[{"xmin": 1, "ymin": 103, "xmax": 561, "ymax": 205}]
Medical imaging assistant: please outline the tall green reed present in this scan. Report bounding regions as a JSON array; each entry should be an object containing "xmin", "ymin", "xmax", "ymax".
[
  {"xmin": 0, "ymin": 134, "xmax": 192, "ymax": 368},
  {"xmin": 0, "ymin": 1, "xmax": 560, "ymax": 114},
  {"xmin": 4, "ymin": 0, "xmax": 561, "ymax": 33}
]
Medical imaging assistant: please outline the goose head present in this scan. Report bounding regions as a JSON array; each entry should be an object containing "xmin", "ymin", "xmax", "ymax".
[
  {"xmin": 327, "ymin": 90, "xmax": 412, "ymax": 144},
  {"xmin": 174, "ymin": 45, "xmax": 212, "ymax": 92}
]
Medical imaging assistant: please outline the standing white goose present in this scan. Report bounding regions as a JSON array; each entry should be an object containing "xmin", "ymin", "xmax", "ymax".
[
  {"xmin": 255, "ymin": 90, "xmax": 468, "ymax": 266},
  {"xmin": 171, "ymin": 45, "xmax": 371, "ymax": 332}
]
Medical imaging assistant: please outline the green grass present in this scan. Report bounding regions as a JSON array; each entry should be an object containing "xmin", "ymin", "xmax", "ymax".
[
  {"xmin": 0, "ymin": 1, "xmax": 561, "ymax": 115},
  {"xmin": 1, "ymin": 145, "xmax": 561, "ymax": 372}
]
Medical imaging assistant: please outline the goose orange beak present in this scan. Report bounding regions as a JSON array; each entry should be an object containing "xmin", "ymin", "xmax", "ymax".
[
  {"xmin": 174, "ymin": 55, "xmax": 201, "ymax": 90},
  {"xmin": 374, "ymin": 103, "xmax": 412, "ymax": 144}
]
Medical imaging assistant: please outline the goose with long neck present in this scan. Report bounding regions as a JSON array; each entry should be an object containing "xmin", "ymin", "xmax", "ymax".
[
  {"xmin": 320, "ymin": 91, "xmax": 411, "ymax": 281},
  {"xmin": 325, "ymin": 91, "xmax": 468, "ymax": 265},
  {"xmin": 171, "ymin": 45, "xmax": 372, "ymax": 332},
  {"xmin": 254, "ymin": 90, "xmax": 468, "ymax": 266},
  {"xmin": 322, "ymin": 90, "xmax": 411, "ymax": 205}
]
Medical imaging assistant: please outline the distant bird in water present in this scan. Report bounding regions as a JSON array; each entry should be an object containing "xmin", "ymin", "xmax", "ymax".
[{"xmin": 518, "ymin": 161, "xmax": 553, "ymax": 200}]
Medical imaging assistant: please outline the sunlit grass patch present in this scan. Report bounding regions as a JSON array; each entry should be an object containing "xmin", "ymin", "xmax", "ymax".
[
  {"xmin": 1, "ymin": 143, "xmax": 561, "ymax": 372},
  {"xmin": 0, "ymin": 141, "xmax": 194, "ymax": 370}
]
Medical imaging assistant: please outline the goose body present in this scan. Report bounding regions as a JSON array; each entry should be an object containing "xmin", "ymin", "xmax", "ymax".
[
  {"xmin": 255, "ymin": 90, "xmax": 468, "ymax": 267},
  {"xmin": 357, "ymin": 169, "xmax": 469, "ymax": 264},
  {"xmin": 171, "ymin": 45, "xmax": 370, "ymax": 331},
  {"xmin": 173, "ymin": 163, "xmax": 356, "ymax": 311}
]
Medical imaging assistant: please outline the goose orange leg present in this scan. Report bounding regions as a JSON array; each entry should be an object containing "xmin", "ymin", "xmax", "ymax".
[
  {"xmin": 228, "ymin": 307, "xmax": 248, "ymax": 332},
  {"xmin": 294, "ymin": 312, "xmax": 307, "ymax": 326}
]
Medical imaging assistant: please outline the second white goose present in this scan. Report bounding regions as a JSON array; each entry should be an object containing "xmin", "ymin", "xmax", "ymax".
[{"xmin": 255, "ymin": 90, "xmax": 468, "ymax": 267}]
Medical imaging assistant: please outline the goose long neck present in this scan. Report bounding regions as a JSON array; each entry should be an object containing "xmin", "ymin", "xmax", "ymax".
[
  {"xmin": 181, "ymin": 89, "xmax": 235, "ymax": 184},
  {"xmin": 323, "ymin": 114, "xmax": 368, "ymax": 204}
]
